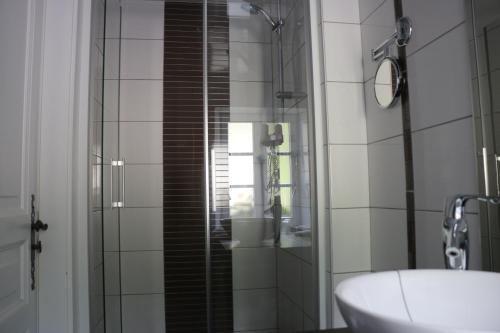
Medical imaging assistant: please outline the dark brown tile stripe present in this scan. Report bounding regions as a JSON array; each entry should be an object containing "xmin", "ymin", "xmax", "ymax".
[
  {"xmin": 394, "ymin": 0, "xmax": 416, "ymax": 269},
  {"xmin": 164, "ymin": 1, "xmax": 233, "ymax": 332},
  {"xmin": 207, "ymin": 1, "xmax": 233, "ymax": 332},
  {"xmin": 163, "ymin": 1, "xmax": 207, "ymax": 332}
]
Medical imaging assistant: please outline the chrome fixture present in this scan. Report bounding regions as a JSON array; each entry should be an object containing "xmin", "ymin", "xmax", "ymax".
[
  {"xmin": 371, "ymin": 16, "xmax": 413, "ymax": 61},
  {"xmin": 241, "ymin": 2, "xmax": 284, "ymax": 32},
  {"xmin": 111, "ymin": 159, "xmax": 125, "ymax": 208},
  {"xmin": 443, "ymin": 194, "xmax": 500, "ymax": 270}
]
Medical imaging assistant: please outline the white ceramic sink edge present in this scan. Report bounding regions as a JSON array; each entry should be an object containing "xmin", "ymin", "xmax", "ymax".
[{"xmin": 335, "ymin": 270, "xmax": 500, "ymax": 333}]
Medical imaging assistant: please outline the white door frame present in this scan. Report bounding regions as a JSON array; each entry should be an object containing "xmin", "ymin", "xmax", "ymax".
[{"xmin": 37, "ymin": 0, "xmax": 92, "ymax": 332}]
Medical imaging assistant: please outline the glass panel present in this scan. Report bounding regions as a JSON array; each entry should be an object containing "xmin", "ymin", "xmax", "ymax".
[
  {"xmin": 471, "ymin": 0, "xmax": 500, "ymax": 271},
  {"xmin": 209, "ymin": 0, "xmax": 317, "ymax": 331},
  {"xmin": 228, "ymin": 122, "xmax": 253, "ymax": 153},
  {"xmin": 279, "ymin": 155, "xmax": 291, "ymax": 184},
  {"xmin": 229, "ymin": 187, "xmax": 255, "ymax": 218},
  {"xmin": 228, "ymin": 155, "xmax": 254, "ymax": 186}
]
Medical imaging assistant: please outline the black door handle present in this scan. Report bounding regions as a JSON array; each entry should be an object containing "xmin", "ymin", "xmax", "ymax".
[
  {"xmin": 32, "ymin": 240, "xmax": 42, "ymax": 253},
  {"xmin": 32, "ymin": 219, "xmax": 48, "ymax": 232}
]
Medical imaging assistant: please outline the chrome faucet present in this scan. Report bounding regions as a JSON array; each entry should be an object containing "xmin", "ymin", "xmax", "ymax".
[{"xmin": 443, "ymin": 194, "xmax": 500, "ymax": 270}]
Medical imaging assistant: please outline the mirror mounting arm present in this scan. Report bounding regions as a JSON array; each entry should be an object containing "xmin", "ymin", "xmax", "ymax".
[{"xmin": 371, "ymin": 16, "xmax": 413, "ymax": 61}]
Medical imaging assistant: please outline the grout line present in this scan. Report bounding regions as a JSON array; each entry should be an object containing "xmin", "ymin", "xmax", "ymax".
[
  {"xmin": 360, "ymin": 0, "xmax": 387, "ymax": 25},
  {"xmin": 370, "ymin": 207, "xmax": 407, "ymax": 211},
  {"xmin": 406, "ymin": 21, "xmax": 466, "ymax": 58},
  {"xmin": 328, "ymin": 143, "xmax": 369, "ymax": 146},
  {"xmin": 325, "ymin": 80, "xmax": 364, "ymax": 84},
  {"xmin": 323, "ymin": 20, "xmax": 361, "ymax": 26},
  {"xmin": 411, "ymin": 115, "xmax": 472, "ymax": 134},
  {"xmin": 330, "ymin": 207, "xmax": 370, "ymax": 210},
  {"xmin": 368, "ymin": 134, "xmax": 404, "ymax": 145}
]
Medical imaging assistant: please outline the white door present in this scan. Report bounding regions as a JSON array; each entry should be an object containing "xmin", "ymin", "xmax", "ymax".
[{"xmin": 0, "ymin": 0, "xmax": 45, "ymax": 332}]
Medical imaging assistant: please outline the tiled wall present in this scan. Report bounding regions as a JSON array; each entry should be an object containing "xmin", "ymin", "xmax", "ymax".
[
  {"xmin": 102, "ymin": 1, "xmax": 166, "ymax": 332},
  {"xmin": 360, "ymin": 1, "xmax": 408, "ymax": 272},
  {"xmin": 89, "ymin": 0, "xmax": 106, "ymax": 332},
  {"xmin": 318, "ymin": 0, "xmax": 484, "ymax": 328},
  {"xmin": 318, "ymin": 0, "xmax": 371, "ymax": 328},
  {"xmin": 401, "ymin": 0, "xmax": 481, "ymax": 270}
]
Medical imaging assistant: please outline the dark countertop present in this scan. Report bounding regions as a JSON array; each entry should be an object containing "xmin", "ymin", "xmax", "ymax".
[{"xmin": 302, "ymin": 329, "xmax": 352, "ymax": 333}]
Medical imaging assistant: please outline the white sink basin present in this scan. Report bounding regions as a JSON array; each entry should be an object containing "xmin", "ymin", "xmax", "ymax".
[{"xmin": 335, "ymin": 270, "xmax": 500, "ymax": 333}]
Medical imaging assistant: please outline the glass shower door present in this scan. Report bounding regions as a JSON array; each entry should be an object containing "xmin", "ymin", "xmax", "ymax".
[{"xmin": 207, "ymin": 1, "xmax": 317, "ymax": 332}]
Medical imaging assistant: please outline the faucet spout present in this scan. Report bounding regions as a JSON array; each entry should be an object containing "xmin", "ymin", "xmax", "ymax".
[{"xmin": 443, "ymin": 194, "xmax": 500, "ymax": 270}]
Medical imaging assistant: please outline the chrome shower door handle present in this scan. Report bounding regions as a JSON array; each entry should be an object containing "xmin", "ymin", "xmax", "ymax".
[
  {"xmin": 111, "ymin": 160, "xmax": 124, "ymax": 208},
  {"xmin": 483, "ymin": 147, "xmax": 490, "ymax": 196},
  {"xmin": 111, "ymin": 160, "xmax": 118, "ymax": 208},
  {"xmin": 120, "ymin": 159, "xmax": 125, "ymax": 208},
  {"xmin": 495, "ymin": 154, "xmax": 500, "ymax": 196}
]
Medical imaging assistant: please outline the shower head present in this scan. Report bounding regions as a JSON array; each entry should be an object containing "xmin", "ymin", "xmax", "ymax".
[{"xmin": 241, "ymin": 2, "xmax": 284, "ymax": 31}]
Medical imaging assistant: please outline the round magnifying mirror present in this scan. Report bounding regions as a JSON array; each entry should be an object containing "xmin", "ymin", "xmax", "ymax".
[{"xmin": 374, "ymin": 57, "xmax": 403, "ymax": 109}]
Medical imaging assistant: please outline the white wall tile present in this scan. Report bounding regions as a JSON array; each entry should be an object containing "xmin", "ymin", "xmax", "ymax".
[
  {"xmin": 124, "ymin": 164, "xmax": 163, "ymax": 207},
  {"xmin": 103, "ymin": 80, "xmax": 119, "ymax": 121},
  {"xmin": 230, "ymin": 42, "xmax": 272, "ymax": 82},
  {"xmin": 122, "ymin": 294, "xmax": 165, "ymax": 333},
  {"xmin": 402, "ymin": 0, "xmax": 466, "ymax": 55},
  {"xmin": 332, "ymin": 272, "xmax": 369, "ymax": 328},
  {"xmin": 282, "ymin": 2, "xmax": 306, "ymax": 66},
  {"xmin": 231, "ymin": 218, "xmax": 275, "ymax": 248},
  {"xmin": 105, "ymin": 0, "xmax": 121, "ymax": 39},
  {"xmin": 92, "ymin": 211, "xmax": 103, "ymax": 266},
  {"xmin": 120, "ymin": 208, "xmax": 163, "ymax": 251},
  {"xmin": 121, "ymin": 39, "xmax": 164, "ymax": 80},
  {"xmin": 415, "ymin": 211, "xmax": 482, "ymax": 270},
  {"xmin": 326, "ymin": 82, "xmax": 367, "ymax": 144},
  {"xmin": 365, "ymin": 78, "xmax": 403, "ymax": 143},
  {"xmin": 359, "ymin": 0, "xmax": 385, "ymax": 23},
  {"xmin": 229, "ymin": 15, "xmax": 271, "ymax": 43},
  {"xmin": 121, "ymin": 2, "xmax": 164, "ymax": 39},
  {"xmin": 321, "ymin": 0, "xmax": 360, "ymax": 24},
  {"xmin": 277, "ymin": 291, "xmax": 304, "ymax": 333},
  {"xmin": 370, "ymin": 208, "xmax": 408, "ymax": 271},
  {"xmin": 368, "ymin": 136, "xmax": 406, "ymax": 209},
  {"xmin": 230, "ymin": 81, "xmax": 273, "ymax": 108},
  {"xmin": 232, "ymin": 247, "xmax": 276, "ymax": 289},
  {"xmin": 360, "ymin": 0, "xmax": 395, "ymax": 81},
  {"xmin": 103, "ymin": 208, "xmax": 119, "ymax": 252},
  {"xmin": 105, "ymin": 296, "xmax": 121, "ymax": 333},
  {"xmin": 234, "ymin": 289, "xmax": 277, "ymax": 331},
  {"xmin": 104, "ymin": 39, "xmax": 120, "ymax": 80},
  {"xmin": 302, "ymin": 262, "xmax": 314, "ymax": 318},
  {"xmin": 323, "ymin": 22, "xmax": 363, "ymax": 83},
  {"xmin": 304, "ymin": 314, "xmax": 315, "ymax": 331},
  {"xmin": 121, "ymin": 251, "xmax": 164, "ymax": 294},
  {"xmin": 277, "ymin": 249, "xmax": 303, "ymax": 307},
  {"xmin": 329, "ymin": 145, "xmax": 369, "ymax": 208},
  {"xmin": 412, "ymin": 118, "xmax": 478, "ymax": 212},
  {"xmin": 120, "ymin": 80, "xmax": 163, "ymax": 121},
  {"xmin": 104, "ymin": 252, "xmax": 120, "ymax": 295},
  {"xmin": 331, "ymin": 208, "xmax": 371, "ymax": 273},
  {"xmin": 407, "ymin": 24, "xmax": 474, "ymax": 130},
  {"xmin": 120, "ymin": 122, "xmax": 163, "ymax": 164},
  {"xmin": 103, "ymin": 122, "xmax": 119, "ymax": 161}
]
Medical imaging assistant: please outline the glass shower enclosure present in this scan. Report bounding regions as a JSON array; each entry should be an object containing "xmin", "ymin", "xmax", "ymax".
[{"xmin": 90, "ymin": 0, "xmax": 320, "ymax": 332}]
